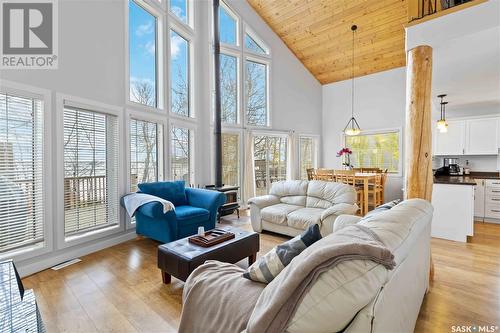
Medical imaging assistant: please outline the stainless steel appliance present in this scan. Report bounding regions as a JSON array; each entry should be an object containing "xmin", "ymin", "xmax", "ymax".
[{"xmin": 435, "ymin": 158, "xmax": 461, "ymax": 176}]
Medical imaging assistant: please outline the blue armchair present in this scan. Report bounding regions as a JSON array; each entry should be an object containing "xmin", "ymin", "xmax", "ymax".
[{"xmin": 135, "ymin": 181, "xmax": 226, "ymax": 243}]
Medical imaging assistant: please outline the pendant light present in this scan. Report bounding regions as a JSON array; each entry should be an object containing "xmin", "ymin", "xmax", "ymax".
[
  {"xmin": 343, "ymin": 25, "xmax": 362, "ymax": 136},
  {"xmin": 437, "ymin": 94, "xmax": 448, "ymax": 133}
]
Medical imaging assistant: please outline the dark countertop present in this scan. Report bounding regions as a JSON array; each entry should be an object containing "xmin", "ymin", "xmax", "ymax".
[{"xmin": 434, "ymin": 172, "xmax": 500, "ymax": 186}]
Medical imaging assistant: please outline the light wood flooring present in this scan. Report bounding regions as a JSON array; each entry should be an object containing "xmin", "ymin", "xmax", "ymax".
[{"xmin": 23, "ymin": 216, "xmax": 500, "ymax": 333}]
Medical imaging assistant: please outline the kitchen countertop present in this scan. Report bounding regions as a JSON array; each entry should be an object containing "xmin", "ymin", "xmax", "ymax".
[{"xmin": 433, "ymin": 172, "xmax": 500, "ymax": 186}]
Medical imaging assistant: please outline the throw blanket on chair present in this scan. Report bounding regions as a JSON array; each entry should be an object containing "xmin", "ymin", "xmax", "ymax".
[
  {"xmin": 178, "ymin": 224, "xmax": 395, "ymax": 333},
  {"xmin": 120, "ymin": 193, "xmax": 175, "ymax": 217}
]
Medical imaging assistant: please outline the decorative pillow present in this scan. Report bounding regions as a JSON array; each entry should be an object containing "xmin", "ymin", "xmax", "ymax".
[
  {"xmin": 364, "ymin": 199, "xmax": 401, "ymax": 218},
  {"xmin": 243, "ymin": 224, "xmax": 322, "ymax": 283},
  {"xmin": 138, "ymin": 181, "xmax": 188, "ymax": 207}
]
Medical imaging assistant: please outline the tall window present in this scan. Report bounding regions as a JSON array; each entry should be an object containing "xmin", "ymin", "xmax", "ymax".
[
  {"xmin": 254, "ymin": 135, "xmax": 287, "ymax": 195},
  {"xmin": 299, "ymin": 137, "xmax": 317, "ymax": 180},
  {"xmin": 220, "ymin": 54, "xmax": 238, "ymax": 123},
  {"xmin": 63, "ymin": 107, "xmax": 119, "ymax": 236},
  {"xmin": 171, "ymin": 126, "xmax": 191, "ymax": 183},
  {"xmin": 129, "ymin": 0, "xmax": 157, "ymax": 107},
  {"xmin": 130, "ymin": 119, "xmax": 161, "ymax": 191},
  {"xmin": 345, "ymin": 131, "xmax": 400, "ymax": 173},
  {"xmin": 170, "ymin": 30, "xmax": 190, "ymax": 116},
  {"xmin": 0, "ymin": 93, "xmax": 44, "ymax": 253},
  {"xmin": 245, "ymin": 60, "xmax": 268, "ymax": 126},
  {"xmin": 219, "ymin": 4, "xmax": 237, "ymax": 45},
  {"xmin": 222, "ymin": 133, "xmax": 239, "ymax": 186},
  {"xmin": 170, "ymin": 0, "xmax": 188, "ymax": 24}
]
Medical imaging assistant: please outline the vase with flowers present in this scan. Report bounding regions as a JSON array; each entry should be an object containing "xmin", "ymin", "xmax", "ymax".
[{"xmin": 336, "ymin": 147, "xmax": 353, "ymax": 169}]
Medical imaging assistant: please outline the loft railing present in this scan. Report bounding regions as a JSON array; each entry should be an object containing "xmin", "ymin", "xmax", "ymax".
[{"xmin": 408, "ymin": 0, "xmax": 474, "ymax": 22}]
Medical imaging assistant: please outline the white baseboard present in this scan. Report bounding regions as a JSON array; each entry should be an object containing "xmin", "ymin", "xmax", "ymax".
[{"xmin": 17, "ymin": 232, "xmax": 137, "ymax": 278}]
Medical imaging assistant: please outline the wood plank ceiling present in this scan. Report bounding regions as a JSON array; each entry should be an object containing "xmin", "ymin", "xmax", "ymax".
[{"xmin": 247, "ymin": 0, "xmax": 409, "ymax": 84}]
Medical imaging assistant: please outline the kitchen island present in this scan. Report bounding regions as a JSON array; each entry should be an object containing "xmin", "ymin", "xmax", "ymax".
[{"xmin": 432, "ymin": 172, "xmax": 500, "ymax": 242}]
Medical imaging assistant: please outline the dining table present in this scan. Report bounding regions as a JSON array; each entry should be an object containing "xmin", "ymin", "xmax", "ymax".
[{"xmin": 354, "ymin": 173, "xmax": 378, "ymax": 215}]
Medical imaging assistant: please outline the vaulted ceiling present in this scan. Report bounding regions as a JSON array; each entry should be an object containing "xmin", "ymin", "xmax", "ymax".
[{"xmin": 247, "ymin": 0, "xmax": 409, "ymax": 84}]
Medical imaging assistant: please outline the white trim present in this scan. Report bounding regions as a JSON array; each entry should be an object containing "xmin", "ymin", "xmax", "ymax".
[
  {"xmin": 126, "ymin": 0, "xmax": 165, "ymax": 110},
  {"xmin": 16, "ymin": 231, "xmax": 137, "ymax": 278},
  {"xmin": 56, "ymin": 94, "xmax": 126, "ymax": 249},
  {"xmin": 243, "ymin": 24, "xmax": 271, "ymax": 57},
  {"xmin": 0, "ymin": 80, "xmax": 54, "ymax": 263},
  {"xmin": 342, "ymin": 127, "xmax": 403, "ymax": 177}
]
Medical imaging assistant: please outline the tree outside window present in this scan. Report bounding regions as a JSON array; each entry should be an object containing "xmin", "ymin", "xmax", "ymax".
[
  {"xmin": 246, "ymin": 60, "xmax": 267, "ymax": 126},
  {"xmin": 345, "ymin": 131, "xmax": 400, "ymax": 173}
]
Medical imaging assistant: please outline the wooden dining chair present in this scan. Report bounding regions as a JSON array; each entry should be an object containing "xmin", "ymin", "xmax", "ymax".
[
  {"xmin": 316, "ymin": 168, "xmax": 335, "ymax": 181},
  {"xmin": 306, "ymin": 168, "xmax": 316, "ymax": 181},
  {"xmin": 334, "ymin": 170, "xmax": 363, "ymax": 215},
  {"xmin": 360, "ymin": 167, "xmax": 382, "ymax": 173}
]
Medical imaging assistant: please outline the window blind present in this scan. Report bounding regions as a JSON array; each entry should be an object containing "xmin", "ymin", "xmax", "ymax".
[
  {"xmin": 63, "ymin": 107, "xmax": 119, "ymax": 236},
  {"xmin": 130, "ymin": 119, "xmax": 159, "ymax": 192},
  {"xmin": 0, "ymin": 93, "xmax": 44, "ymax": 253}
]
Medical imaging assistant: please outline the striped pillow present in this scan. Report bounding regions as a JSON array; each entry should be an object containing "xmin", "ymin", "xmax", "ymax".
[{"xmin": 243, "ymin": 224, "xmax": 322, "ymax": 283}]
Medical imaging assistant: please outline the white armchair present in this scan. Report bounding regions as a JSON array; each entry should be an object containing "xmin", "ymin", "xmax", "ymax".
[{"xmin": 248, "ymin": 180, "xmax": 358, "ymax": 237}]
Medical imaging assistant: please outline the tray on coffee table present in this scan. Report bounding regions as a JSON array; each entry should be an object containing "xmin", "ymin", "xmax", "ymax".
[{"xmin": 188, "ymin": 228, "xmax": 235, "ymax": 247}]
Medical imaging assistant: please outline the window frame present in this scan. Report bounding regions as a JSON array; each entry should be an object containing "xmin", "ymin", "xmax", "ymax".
[
  {"xmin": 244, "ymin": 56, "xmax": 270, "ymax": 128},
  {"xmin": 298, "ymin": 134, "xmax": 319, "ymax": 180},
  {"xmin": 169, "ymin": 119, "xmax": 196, "ymax": 185},
  {"xmin": 168, "ymin": 25, "xmax": 194, "ymax": 119},
  {"xmin": 125, "ymin": 109, "xmax": 166, "ymax": 229},
  {"xmin": 252, "ymin": 131, "xmax": 289, "ymax": 195},
  {"xmin": 219, "ymin": 1, "xmax": 240, "ymax": 48},
  {"xmin": 342, "ymin": 127, "xmax": 403, "ymax": 177},
  {"xmin": 55, "ymin": 94, "xmax": 125, "ymax": 249},
  {"xmin": 126, "ymin": 0, "xmax": 165, "ymax": 113},
  {"xmin": 0, "ymin": 80, "xmax": 54, "ymax": 263},
  {"xmin": 244, "ymin": 27, "xmax": 270, "ymax": 56},
  {"xmin": 168, "ymin": 0, "xmax": 194, "ymax": 29}
]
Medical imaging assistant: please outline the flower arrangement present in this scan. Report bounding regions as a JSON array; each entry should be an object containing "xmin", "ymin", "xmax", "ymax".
[{"xmin": 336, "ymin": 147, "xmax": 353, "ymax": 169}]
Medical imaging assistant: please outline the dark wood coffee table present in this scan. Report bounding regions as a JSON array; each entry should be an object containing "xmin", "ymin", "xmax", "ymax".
[{"xmin": 157, "ymin": 226, "xmax": 259, "ymax": 284}]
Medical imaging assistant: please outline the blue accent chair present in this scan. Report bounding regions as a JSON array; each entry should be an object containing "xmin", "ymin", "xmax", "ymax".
[{"xmin": 135, "ymin": 181, "xmax": 226, "ymax": 243}]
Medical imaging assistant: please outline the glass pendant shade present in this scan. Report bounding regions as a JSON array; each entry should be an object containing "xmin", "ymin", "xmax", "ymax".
[
  {"xmin": 436, "ymin": 95, "xmax": 448, "ymax": 133},
  {"xmin": 437, "ymin": 119, "xmax": 448, "ymax": 133},
  {"xmin": 344, "ymin": 117, "xmax": 361, "ymax": 136}
]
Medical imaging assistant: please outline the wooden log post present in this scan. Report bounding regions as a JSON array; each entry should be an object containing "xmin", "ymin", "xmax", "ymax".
[{"xmin": 404, "ymin": 45, "xmax": 434, "ymax": 281}]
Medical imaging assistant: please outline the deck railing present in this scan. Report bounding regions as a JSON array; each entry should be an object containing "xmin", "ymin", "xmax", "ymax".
[{"xmin": 408, "ymin": 0, "xmax": 475, "ymax": 22}]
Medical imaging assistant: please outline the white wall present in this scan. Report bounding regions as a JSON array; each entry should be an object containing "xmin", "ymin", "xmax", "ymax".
[
  {"xmin": 0, "ymin": 0, "xmax": 322, "ymax": 275},
  {"xmin": 322, "ymin": 68, "xmax": 407, "ymax": 201}
]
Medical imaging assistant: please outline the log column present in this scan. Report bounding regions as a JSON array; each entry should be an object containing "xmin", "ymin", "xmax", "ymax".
[{"xmin": 404, "ymin": 45, "xmax": 434, "ymax": 281}]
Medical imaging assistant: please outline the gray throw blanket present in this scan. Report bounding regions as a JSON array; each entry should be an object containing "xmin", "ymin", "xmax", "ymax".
[
  {"xmin": 120, "ymin": 193, "xmax": 174, "ymax": 217},
  {"xmin": 178, "ymin": 224, "xmax": 394, "ymax": 333},
  {"xmin": 246, "ymin": 224, "xmax": 395, "ymax": 333},
  {"xmin": 179, "ymin": 261, "xmax": 266, "ymax": 333}
]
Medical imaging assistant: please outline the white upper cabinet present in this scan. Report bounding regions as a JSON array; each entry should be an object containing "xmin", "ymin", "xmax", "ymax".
[
  {"xmin": 465, "ymin": 118, "xmax": 499, "ymax": 155},
  {"xmin": 434, "ymin": 120, "xmax": 465, "ymax": 155}
]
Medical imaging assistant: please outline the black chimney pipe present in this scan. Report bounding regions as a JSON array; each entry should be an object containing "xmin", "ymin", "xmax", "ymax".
[{"xmin": 213, "ymin": 0, "xmax": 223, "ymax": 188}]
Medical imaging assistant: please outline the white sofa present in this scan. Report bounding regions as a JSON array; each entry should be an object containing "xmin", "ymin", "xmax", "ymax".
[
  {"xmin": 180, "ymin": 199, "xmax": 434, "ymax": 333},
  {"xmin": 248, "ymin": 180, "xmax": 358, "ymax": 236}
]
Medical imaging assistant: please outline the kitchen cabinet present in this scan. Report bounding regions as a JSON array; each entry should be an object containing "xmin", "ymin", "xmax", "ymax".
[
  {"xmin": 434, "ymin": 117, "xmax": 500, "ymax": 156},
  {"xmin": 465, "ymin": 118, "xmax": 499, "ymax": 155},
  {"xmin": 434, "ymin": 120, "xmax": 465, "ymax": 155},
  {"xmin": 474, "ymin": 179, "xmax": 485, "ymax": 221},
  {"xmin": 485, "ymin": 179, "xmax": 500, "ymax": 221}
]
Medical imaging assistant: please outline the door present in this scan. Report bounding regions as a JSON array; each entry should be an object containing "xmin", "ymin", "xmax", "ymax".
[
  {"xmin": 465, "ymin": 118, "xmax": 499, "ymax": 155},
  {"xmin": 474, "ymin": 179, "xmax": 485, "ymax": 220},
  {"xmin": 434, "ymin": 120, "xmax": 465, "ymax": 155}
]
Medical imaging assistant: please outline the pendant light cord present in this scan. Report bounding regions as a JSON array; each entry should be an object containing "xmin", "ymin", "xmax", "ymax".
[{"xmin": 351, "ymin": 27, "xmax": 355, "ymax": 119}]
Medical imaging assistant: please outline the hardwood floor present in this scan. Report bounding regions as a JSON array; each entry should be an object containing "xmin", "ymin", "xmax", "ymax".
[{"xmin": 23, "ymin": 217, "xmax": 500, "ymax": 333}]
